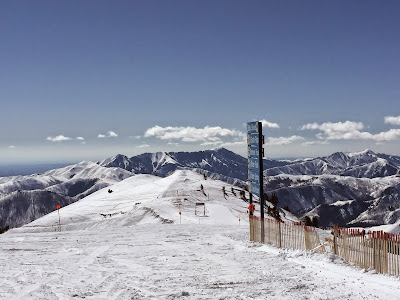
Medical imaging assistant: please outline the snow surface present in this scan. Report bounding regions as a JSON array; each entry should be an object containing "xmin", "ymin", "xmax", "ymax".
[
  {"xmin": 21, "ymin": 170, "xmax": 250, "ymax": 231},
  {"xmin": 330, "ymin": 200, "xmax": 355, "ymax": 207},
  {"xmin": 2, "ymin": 225, "xmax": 400, "ymax": 299},
  {"xmin": 1, "ymin": 170, "xmax": 400, "ymax": 299}
]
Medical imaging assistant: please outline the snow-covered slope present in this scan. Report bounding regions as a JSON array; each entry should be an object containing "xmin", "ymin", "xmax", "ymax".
[
  {"xmin": 0, "ymin": 161, "xmax": 133, "ymax": 228},
  {"xmin": 22, "ymin": 170, "xmax": 255, "ymax": 232},
  {"xmin": 2, "ymin": 170, "xmax": 400, "ymax": 298},
  {"xmin": 2, "ymin": 214, "xmax": 400, "ymax": 299}
]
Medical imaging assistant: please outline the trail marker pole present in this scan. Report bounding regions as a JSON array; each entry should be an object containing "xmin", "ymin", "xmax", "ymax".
[
  {"xmin": 56, "ymin": 204, "xmax": 61, "ymax": 232},
  {"xmin": 179, "ymin": 211, "xmax": 181, "ymax": 224}
]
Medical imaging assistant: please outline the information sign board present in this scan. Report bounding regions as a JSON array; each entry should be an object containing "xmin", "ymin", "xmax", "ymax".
[{"xmin": 247, "ymin": 121, "xmax": 263, "ymax": 198}]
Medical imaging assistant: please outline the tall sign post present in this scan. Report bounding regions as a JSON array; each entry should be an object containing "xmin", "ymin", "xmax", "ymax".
[{"xmin": 247, "ymin": 121, "xmax": 265, "ymax": 241}]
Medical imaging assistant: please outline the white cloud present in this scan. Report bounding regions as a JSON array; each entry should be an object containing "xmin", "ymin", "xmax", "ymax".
[
  {"xmin": 301, "ymin": 121, "xmax": 400, "ymax": 142},
  {"xmin": 46, "ymin": 135, "xmax": 72, "ymax": 142},
  {"xmin": 372, "ymin": 129, "xmax": 400, "ymax": 141},
  {"xmin": 8, "ymin": 145, "xmax": 15, "ymax": 149},
  {"xmin": 266, "ymin": 136, "xmax": 304, "ymax": 146},
  {"xmin": 144, "ymin": 125, "xmax": 244, "ymax": 144},
  {"xmin": 301, "ymin": 121, "xmax": 364, "ymax": 139},
  {"xmin": 108, "ymin": 131, "xmax": 118, "ymax": 137},
  {"xmin": 76, "ymin": 137, "xmax": 85, "ymax": 141},
  {"xmin": 219, "ymin": 140, "xmax": 247, "ymax": 147},
  {"xmin": 98, "ymin": 131, "xmax": 118, "ymax": 138},
  {"xmin": 200, "ymin": 141, "xmax": 223, "ymax": 146},
  {"xmin": 385, "ymin": 116, "xmax": 400, "ymax": 125},
  {"xmin": 302, "ymin": 140, "xmax": 329, "ymax": 146},
  {"xmin": 137, "ymin": 144, "xmax": 150, "ymax": 148},
  {"xmin": 260, "ymin": 119, "xmax": 280, "ymax": 129}
]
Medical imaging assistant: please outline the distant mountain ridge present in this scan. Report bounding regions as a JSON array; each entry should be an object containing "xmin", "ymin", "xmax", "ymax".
[
  {"xmin": 2, "ymin": 147, "xmax": 400, "ymax": 230},
  {"xmin": 98, "ymin": 148, "xmax": 249, "ymax": 184},
  {"xmin": 264, "ymin": 149, "xmax": 400, "ymax": 178},
  {"xmin": 98, "ymin": 147, "xmax": 288, "ymax": 184},
  {"xmin": 99, "ymin": 148, "xmax": 400, "ymax": 181},
  {"xmin": 97, "ymin": 148, "xmax": 400, "ymax": 227}
]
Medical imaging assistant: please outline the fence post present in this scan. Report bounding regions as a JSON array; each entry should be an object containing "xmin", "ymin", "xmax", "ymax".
[
  {"xmin": 373, "ymin": 232, "xmax": 377, "ymax": 271},
  {"xmin": 261, "ymin": 218, "xmax": 265, "ymax": 244},
  {"xmin": 333, "ymin": 226, "xmax": 338, "ymax": 255},
  {"xmin": 304, "ymin": 226, "xmax": 309, "ymax": 250},
  {"xmin": 278, "ymin": 221, "xmax": 282, "ymax": 248}
]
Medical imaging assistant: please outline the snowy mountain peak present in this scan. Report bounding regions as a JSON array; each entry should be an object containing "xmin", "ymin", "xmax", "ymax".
[
  {"xmin": 98, "ymin": 148, "xmax": 248, "ymax": 183},
  {"xmin": 347, "ymin": 149, "xmax": 376, "ymax": 157}
]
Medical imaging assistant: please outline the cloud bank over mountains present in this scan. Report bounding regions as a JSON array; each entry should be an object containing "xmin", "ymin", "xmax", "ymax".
[
  {"xmin": 43, "ymin": 115, "xmax": 400, "ymax": 148},
  {"xmin": 144, "ymin": 125, "xmax": 245, "ymax": 144},
  {"xmin": 27, "ymin": 115, "xmax": 400, "ymax": 163},
  {"xmin": 301, "ymin": 118, "xmax": 400, "ymax": 142}
]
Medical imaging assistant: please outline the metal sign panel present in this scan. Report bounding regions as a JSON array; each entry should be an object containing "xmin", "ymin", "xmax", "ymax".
[
  {"xmin": 248, "ymin": 146, "xmax": 259, "ymax": 158},
  {"xmin": 247, "ymin": 121, "xmax": 259, "ymax": 133},
  {"xmin": 248, "ymin": 170, "xmax": 259, "ymax": 183},
  {"xmin": 247, "ymin": 121, "xmax": 263, "ymax": 198},
  {"xmin": 248, "ymin": 157, "xmax": 259, "ymax": 170},
  {"xmin": 247, "ymin": 133, "xmax": 259, "ymax": 146},
  {"xmin": 250, "ymin": 184, "xmax": 260, "ymax": 197}
]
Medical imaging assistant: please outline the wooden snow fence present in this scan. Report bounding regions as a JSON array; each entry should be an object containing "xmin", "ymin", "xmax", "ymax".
[
  {"xmin": 249, "ymin": 215, "xmax": 325, "ymax": 254},
  {"xmin": 249, "ymin": 217, "xmax": 400, "ymax": 276},
  {"xmin": 333, "ymin": 226, "xmax": 400, "ymax": 276}
]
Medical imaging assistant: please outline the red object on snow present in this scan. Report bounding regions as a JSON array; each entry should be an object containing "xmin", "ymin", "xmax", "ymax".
[{"xmin": 56, "ymin": 205, "xmax": 60, "ymax": 210}]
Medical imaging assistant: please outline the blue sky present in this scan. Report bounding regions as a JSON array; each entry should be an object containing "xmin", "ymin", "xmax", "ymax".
[{"xmin": 1, "ymin": 1, "xmax": 400, "ymax": 163}]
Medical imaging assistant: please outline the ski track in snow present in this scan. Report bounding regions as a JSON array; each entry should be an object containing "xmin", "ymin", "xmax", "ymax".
[{"xmin": 1, "ymin": 224, "xmax": 400, "ymax": 300}]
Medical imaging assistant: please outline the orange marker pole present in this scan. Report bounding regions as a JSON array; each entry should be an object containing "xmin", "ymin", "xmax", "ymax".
[
  {"xmin": 179, "ymin": 211, "xmax": 181, "ymax": 224},
  {"xmin": 239, "ymin": 218, "xmax": 241, "ymax": 225},
  {"xmin": 57, "ymin": 205, "xmax": 61, "ymax": 232}
]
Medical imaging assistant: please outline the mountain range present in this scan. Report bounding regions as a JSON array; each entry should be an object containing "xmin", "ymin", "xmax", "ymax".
[{"xmin": 1, "ymin": 147, "xmax": 400, "ymax": 229}]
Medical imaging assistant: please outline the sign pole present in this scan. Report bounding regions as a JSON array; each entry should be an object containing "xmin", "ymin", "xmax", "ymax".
[
  {"xmin": 258, "ymin": 121, "xmax": 265, "ymax": 242},
  {"xmin": 56, "ymin": 204, "xmax": 61, "ymax": 232},
  {"xmin": 249, "ymin": 192, "xmax": 253, "ymax": 215}
]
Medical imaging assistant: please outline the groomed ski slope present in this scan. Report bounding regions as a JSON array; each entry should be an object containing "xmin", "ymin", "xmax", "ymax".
[
  {"xmin": 21, "ymin": 170, "xmax": 250, "ymax": 231},
  {"xmin": 1, "ymin": 170, "xmax": 400, "ymax": 299}
]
